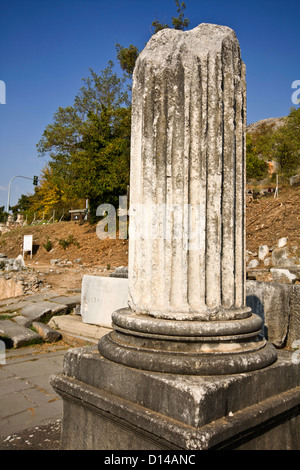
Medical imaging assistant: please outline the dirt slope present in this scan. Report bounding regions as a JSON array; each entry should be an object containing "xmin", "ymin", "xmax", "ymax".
[
  {"xmin": 246, "ymin": 186, "xmax": 300, "ymax": 253},
  {"xmin": 0, "ymin": 221, "xmax": 128, "ymax": 267},
  {"xmin": 0, "ymin": 221, "xmax": 128, "ymax": 293},
  {"xmin": 0, "ymin": 186, "xmax": 299, "ymax": 292}
]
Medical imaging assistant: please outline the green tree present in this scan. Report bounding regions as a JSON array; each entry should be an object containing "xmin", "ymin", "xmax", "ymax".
[
  {"xmin": 37, "ymin": 62, "xmax": 130, "ymax": 221},
  {"xmin": 152, "ymin": 0, "xmax": 190, "ymax": 34},
  {"xmin": 116, "ymin": 44, "xmax": 139, "ymax": 78},
  {"xmin": 171, "ymin": 0, "xmax": 190, "ymax": 30},
  {"xmin": 246, "ymin": 134, "xmax": 269, "ymax": 181},
  {"xmin": 115, "ymin": 0, "xmax": 190, "ymax": 78},
  {"xmin": 0, "ymin": 206, "xmax": 7, "ymax": 223},
  {"xmin": 271, "ymin": 113, "xmax": 300, "ymax": 178}
]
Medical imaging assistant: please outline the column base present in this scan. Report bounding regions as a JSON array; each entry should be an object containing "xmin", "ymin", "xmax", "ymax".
[
  {"xmin": 50, "ymin": 347, "xmax": 300, "ymax": 450},
  {"xmin": 98, "ymin": 308, "xmax": 277, "ymax": 375}
]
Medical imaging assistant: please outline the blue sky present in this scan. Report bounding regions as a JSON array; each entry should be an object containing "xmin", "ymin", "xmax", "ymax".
[{"xmin": 0, "ymin": 0, "xmax": 299, "ymax": 209}]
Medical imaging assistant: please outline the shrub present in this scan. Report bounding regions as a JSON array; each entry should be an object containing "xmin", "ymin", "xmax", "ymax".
[
  {"xmin": 58, "ymin": 235, "xmax": 80, "ymax": 250},
  {"xmin": 43, "ymin": 237, "xmax": 53, "ymax": 252}
]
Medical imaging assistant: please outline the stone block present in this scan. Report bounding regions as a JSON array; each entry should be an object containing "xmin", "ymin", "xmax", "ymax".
[
  {"xmin": 32, "ymin": 321, "xmax": 61, "ymax": 342},
  {"xmin": 0, "ymin": 319, "xmax": 41, "ymax": 348},
  {"xmin": 246, "ymin": 280, "xmax": 290, "ymax": 347},
  {"xmin": 18, "ymin": 305, "xmax": 53, "ymax": 325},
  {"xmin": 48, "ymin": 295, "xmax": 81, "ymax": 309},
  {"xmin": 51, "ymin": 347, "xmax": 300, "ymax": 450},
  {"xmin": 287, "ymin": 285, "xmax": 300, "ymax": 348},
  {"xmin": 20, "ymin": 301, "xmax": 68, "ymax": 320},
  {"xmin": 0, "ymin": 277, "xmax": 23, "ymax": 300},
  {"xmin": 81, "ymin": 276, "xmax": 128, "ymax": 328}
]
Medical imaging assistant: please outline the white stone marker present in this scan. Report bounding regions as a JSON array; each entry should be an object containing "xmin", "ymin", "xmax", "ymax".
[{"xmin": 81, "ymin": 276, "xmax": 128, "ymax": 328}]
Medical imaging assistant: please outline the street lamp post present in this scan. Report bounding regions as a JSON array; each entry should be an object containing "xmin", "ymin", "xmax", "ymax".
[{"xmin": 6, "ymin": 175, "xmax": 38, "ymax": 213}]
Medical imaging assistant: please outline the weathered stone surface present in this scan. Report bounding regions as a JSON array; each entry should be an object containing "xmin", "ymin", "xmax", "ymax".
[
  {"xmin": 270, "ymin": 268, "xmax": 297, "ymax": 284},
  {"xmin": 248, "ymin": 259, "xmax": 259, "ymax": 269},
  {"xmin": 258, "ymin": 245, "xmax": 269, "ymax": 261},
  {"xmin": 109, "ymin": 266, "xmax": 128, "ymax": 278},
  {"xmin": 12, "ymin": 255, "xmax": 26, "ymax": 271},
  {"xmin": 128, "ymin": 23, "xmax": 247, "ymax": 318},
  {"xmin": 0, "ymin": 319, "xmax": 41, "ymax": 348},
  {"xmin": 81, "ymin": 276, "xmax": 128, "ymax": 328},
  {"xmin": 14, "ymin": 301, "xmax": 68, "ymax": 327},
  {"xmin": 272, "ymin": 247, "xmax": 295, "ymax": 267},
  {"xmin": 246, "ymin": 280, "xmax": 291, "ymax": 347},
  {"xmin": 51, "ymin": 347, "xmax": 300, "ymax": 450},
  {"xmin": 48, "ymin": 295, "xmax": 81, "ymax": 309},
  {"xmin": 288, "ymin": 286, "xmax": 300, "ymax": 348},
  {"xmin": 0, "ymin": 278, "xmax": 23, "ymax": 300},
  {"xmin": 13, "ymin": 315, "xmax": 32, "ymax": 328},
  {"xmin": 278, "ymin": 237, "xmax": 288, "ymax": 248},
  {"xmin": 99, "ymin": 23, "xmax": 276, "ymax": 375},
  {"xmin": 18, "ymin": 304, "xmax": 53, "ymax": 325},
  {"xmin": 32, "ymin": 321, "xmax": 61, "ymax": 342}
]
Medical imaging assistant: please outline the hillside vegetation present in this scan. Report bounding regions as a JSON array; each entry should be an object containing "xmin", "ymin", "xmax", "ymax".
[{"xmin": 0, "ymin": 186, "xmax": 299, "ymax": 267}]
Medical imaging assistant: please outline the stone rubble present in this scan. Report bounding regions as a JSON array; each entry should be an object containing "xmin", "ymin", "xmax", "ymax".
[
  {"xmin": 0, "ymin": 292, "xmax": 81, "ymax": 349},
  {"xmin": 247, "ymin": 237, "xmax": 300, "ymax": 283}
]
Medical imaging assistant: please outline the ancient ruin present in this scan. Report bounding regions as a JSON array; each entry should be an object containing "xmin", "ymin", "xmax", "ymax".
[
  {"xmin": 51, "ymin": 24, "xmax": 300, "ymax": 450},
  {"xmin": 98, "ymin": 23, "xmax": 277, "ymax": 375}
]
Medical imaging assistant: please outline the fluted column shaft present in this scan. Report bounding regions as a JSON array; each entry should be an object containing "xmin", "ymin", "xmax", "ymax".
[
  {"xmin": 99, "ymin": 24, "xmax": 277, "ymax": 375},
  {"xmin": 129, "ymin": 24, "xmax": 247, "ymax": 320}
]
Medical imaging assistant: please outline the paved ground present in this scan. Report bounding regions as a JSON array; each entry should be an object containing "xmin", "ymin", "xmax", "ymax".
[{"xmin": 0, "ymin": 343, "xmax": 68, "ymax": 450}]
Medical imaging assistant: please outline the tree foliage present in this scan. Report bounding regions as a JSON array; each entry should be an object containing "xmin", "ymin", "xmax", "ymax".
[
  {"xmin": 116, "ymin": 44, "xmax": 139, "ymax": 78},
  {"xmin": 246, "ymin": 134, "xmax": 269, "ymax": 180},
  {"xmin": 36, "ymin": 61, "xmax": 131, "ymax": 221},
  {"xmin": 152, "ymin": 1, "xmax": 190, "ymax": 34},
  {"xmin": 0, "ymin": 206, "xmax": 7, "ymax": 223},
  {"xmin": 271, "ymin": 108, "xmax": 300, "ymax": 177},
  {"xmin": 246, "ymin": 107, "xmax": 300, "ymax": 182},
  {"xmin": 116, "ymin": 0, "xmax": 190, "ymax": 80}
]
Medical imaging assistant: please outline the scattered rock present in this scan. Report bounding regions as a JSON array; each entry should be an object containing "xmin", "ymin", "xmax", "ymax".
[
  {"xmin": 32, "ymin": 321, "xmax": 61, "ymax": 342},
  {"xmin": 272, "ymin": 247, "xmax": 296, "ymax": 268},
  {"xmin": 264, "ymin": 257, "xmax": 273, "ymax": 267},
  {"xmin": 270, "ymin": 268, "xmax": 297, "ymax": 284},
  {"xmin": 109, "ymin": 266, "xmax": 128, "ymax": 278},
  {"xmin": 50, "ymin": 259, "xmax": 62, "ymax": 266},
  {"xmin": 248, "ymin": 259, "xmax": 259, "ymax": 269},
  {"xmin": 278, "ymin": 237, "xmax": 288, "ymax": 248},
  {"xmin": 258, "ymin": 245, "xmax": 269, "ymax": 261},
  {"xmin": 12, "ymin": 255, "xmax": 26, "ymax": 271},
  {"xmin": 290, "ymin": 174, "xmax": 300, "ymax": 187}
]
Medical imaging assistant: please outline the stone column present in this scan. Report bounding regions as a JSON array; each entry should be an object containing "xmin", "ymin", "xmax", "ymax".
[{"xmin": 99, "ymin": 23, "xmax": 277, "ymax": 375}]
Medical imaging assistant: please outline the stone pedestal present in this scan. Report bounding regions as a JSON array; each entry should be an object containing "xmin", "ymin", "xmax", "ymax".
[{"xmin": 51, "ymin": 347, "xmax": 300, "ymax": 450}]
